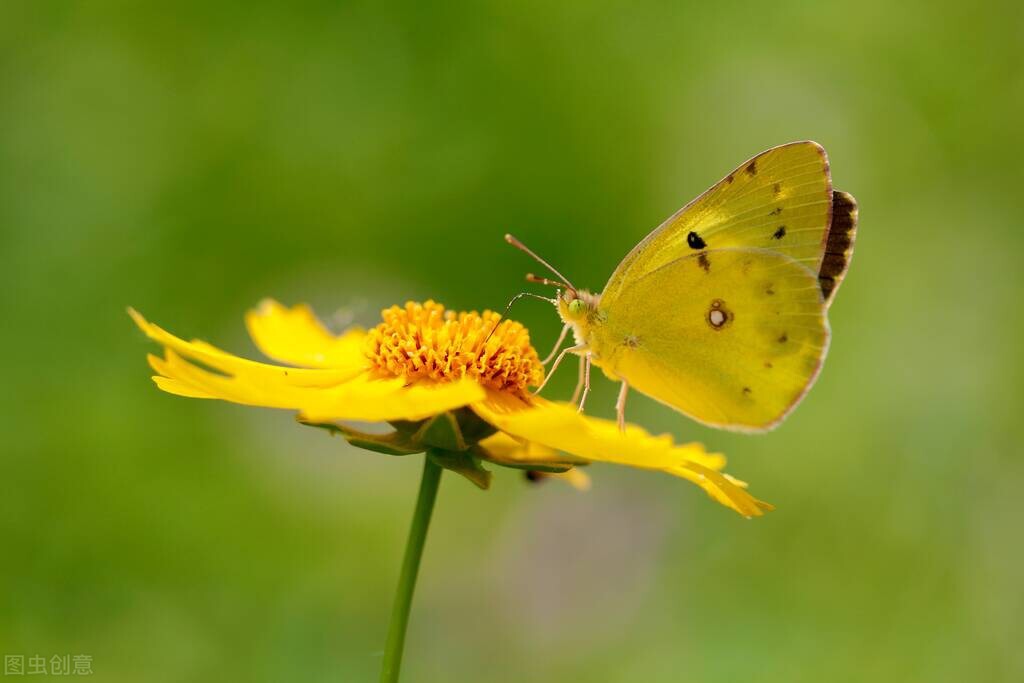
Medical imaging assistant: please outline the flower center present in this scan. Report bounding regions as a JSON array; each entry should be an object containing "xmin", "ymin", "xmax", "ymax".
[{"xmin": 365, "ymin": 301, "xmax": 544, "ymax": 394}]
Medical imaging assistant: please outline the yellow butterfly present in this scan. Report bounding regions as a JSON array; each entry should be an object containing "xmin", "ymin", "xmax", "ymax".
[{"xmin": 508, "ymin": 141, "xmax": 857, "ymax": 432}]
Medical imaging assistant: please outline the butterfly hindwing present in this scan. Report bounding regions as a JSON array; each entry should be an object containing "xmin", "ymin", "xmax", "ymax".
[{"xmin": 592, "ymin": 248, "xmax": 829, "ymax": 432}]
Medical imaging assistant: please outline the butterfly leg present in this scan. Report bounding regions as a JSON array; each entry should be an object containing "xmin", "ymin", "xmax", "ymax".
[
  {"xmin": 570, "ymin": 355, "xmax": 586, "ymax": 404},
  {"xmin": 577, "ymin": 353, "xmax": 592, "ymax": 413},
  {"xmin": 541, "ymin": 324, "xmax": 571, "ymax": 365},
  {"xmin": 533, "ymin": 343, "xmax": 586, "ymax": 396},
  {"xmin": 615, "ymin": 380, "xmax": 629, "ymax": 432}
]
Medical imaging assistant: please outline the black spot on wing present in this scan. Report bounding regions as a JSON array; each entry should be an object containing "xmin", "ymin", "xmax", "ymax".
[
  {"xmin": 687, "ymin": 231, "xmax": 706, "ymax": 249},
  {"xmin": 778, "ymin": 332, "xmax": 788, "ymax": 344},
  {"xmin": 697, "ymin": 252, "xmax": 710, "ymax": 272},
  {"xmin": 772, "ymin": 182, "xmax": 782, "ymax": 196},
  {"xmin": 770, "ymin": 207, "xmax": 782, "ymax": 216},
  {"xmin": 745, "ymin": 160, "xmax": 757, "ymax": 176},
  {"xmin": 773, "ymin": 226, "xmax": 786, "ymax": 239}
]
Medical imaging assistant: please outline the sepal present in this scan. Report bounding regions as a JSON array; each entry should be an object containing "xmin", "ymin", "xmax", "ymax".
[
  {"xmin": 427, "ymin": 448, "xmax": 492, "ymax": 490},
  {"xmin": 299, "ymin": 419, "xmax": 423, "ymax": 456}
]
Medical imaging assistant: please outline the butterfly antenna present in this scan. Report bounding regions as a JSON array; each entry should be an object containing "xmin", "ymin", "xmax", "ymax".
[
  {"xmin": 482, "ymin": 291, "xmax": 556, "ymax": 345},
  {"xmin": 505, "ymin": 234, "xmax": 577, "ymax": 294},
  {"xmin": 526, "ymin": 273, "xmax": 565, "ymax": 288}
]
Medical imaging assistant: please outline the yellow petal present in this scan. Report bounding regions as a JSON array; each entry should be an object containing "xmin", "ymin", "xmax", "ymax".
[
  {"xmin": 472, "ymin": 392, "xmax": 772, "ymax": 516},
  {"xmin": 133, "ymin": 308, "xmax": 486, "ymax": 421},
  {"xmin": 130, "ymin": 308, "xmax": 365, "ymax": 386},
  {"xmin": 152, "ymin": 375, "xmax": 216, "ymax": 399},
  {"xmin": 148, "ymin": 349, "xmax": 485, "ymax": 422},
  {"xmin": 245, "ymin": 299, "xmax": 367, "ymax": 368},
  {"xmin": 298, "ymin": 373, "xmax": 487, "ymax": 422},
  {"xmin": 666, "ymin": 462, "xmax": 774, "ymax": 517},
  {"xmin": 548, "ymin": 467, "xmax": 592, "ymax": 491},
  {"xmin": 477, "ymin": 431, "xmax": 584, "ymax": 465},
  {"xmin": 474, "ymin": 392, "xmax": 725, "ymax": 470}
]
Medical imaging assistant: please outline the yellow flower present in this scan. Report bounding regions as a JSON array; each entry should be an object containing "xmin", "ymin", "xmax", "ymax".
[{"xmin": 129, "ymin": 300, "xmax": 773, "ymax": 517}]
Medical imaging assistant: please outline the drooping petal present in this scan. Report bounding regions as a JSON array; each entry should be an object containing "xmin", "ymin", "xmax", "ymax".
[
  {"xmin": 245, "ymin": 299, "xmax": 367, "ymax": 368},
  {"xmin": 477, "ymin": 432, "xmax": 584, "ymax": 465},
  {"xmin": 476, "ymin": 433, "xmax": 591, "ymax": 490},
  {"xmin": 545, "ymin": 468, "xmax": 592, "ymax": 491},
  {"xmin": 472, "ymin": 392, "xmax": 772, "ymax": 516},
  {"xmin": 474, "ymin": 392, "xmax": 725, "ymax": 469},
  {"xmin": 665, "ymin": 462, "xmax": 774, "ymax": 517}
]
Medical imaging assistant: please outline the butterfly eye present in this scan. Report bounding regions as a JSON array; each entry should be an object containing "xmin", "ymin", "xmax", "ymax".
[{"xmin": 568, "ymin": 299, "xmax": 585, "ymax": 315}]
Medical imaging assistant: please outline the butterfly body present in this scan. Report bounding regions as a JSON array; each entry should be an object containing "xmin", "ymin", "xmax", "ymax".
[{"xmin": 518, "ymin": 141, "xmax": 857, "ymax": 432}]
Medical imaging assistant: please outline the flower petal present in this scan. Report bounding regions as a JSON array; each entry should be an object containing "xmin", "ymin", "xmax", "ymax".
[
  {"xmin": 477, "ymin": 432, "xmax": 585, "ymax": 465},
  {"xmin": 148, "ymin": 349, "xmax": 485, "ymax": 422},
  {"xmin": 133, "ymin": 308, "xmax": 486, "ymax": 421},
  {"xmin": 152, "ymin": 375, "xmax": 216, "ymax": 399},
  {"xmin": 474, "ymin": 392, "xmax": 725, "ymax": 470},
  {"xmin": 299, "ymin": 373, "xmax": 487, "ymax": 422},
  {"xmin": 245, "ymin": 299, "xmax": 367, "ymax": 368},
  {"xmin": 472, "ymin": 392, "xmax": 772, "ymax": 516},
  {"xmin": 666, "ymin": 462, "xmax": 775, "ymax": 517},
  {"xmin": 547, "ymin": 468, "xmax": 592, "ymax": 491},
  {"xmin": 131, "ymin": 308, "xmax": 366, "ymax": 385}
]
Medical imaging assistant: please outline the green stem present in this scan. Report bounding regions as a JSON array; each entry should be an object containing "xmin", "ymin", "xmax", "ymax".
[{"xmin": 379, "ymin": 454, "xmax": 443, "ymax": 683}]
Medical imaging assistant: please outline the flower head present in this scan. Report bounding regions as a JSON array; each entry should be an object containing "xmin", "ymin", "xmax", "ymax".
[
  {"xmin": 130, "ymin": 299, "xmax": 773, "ymax": 516},
  {"xmin": 365, "ymin": 301, "xmax": 542, "ymax": 394}
]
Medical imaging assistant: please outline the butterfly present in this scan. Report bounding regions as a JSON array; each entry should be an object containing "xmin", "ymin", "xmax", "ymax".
[{"xmin": 507, "ymin": 141, "xmax": 857, "ymax": 432}]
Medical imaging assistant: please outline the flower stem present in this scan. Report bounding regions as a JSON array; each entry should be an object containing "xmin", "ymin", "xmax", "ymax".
[{"xmin": 379, "ymin": 454, "xmax": 443, "ymax": 683}]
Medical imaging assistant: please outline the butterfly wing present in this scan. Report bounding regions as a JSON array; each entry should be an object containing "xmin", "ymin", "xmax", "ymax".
[
  {"xmin": 591, "ymin": 248, "xmax": 829, "ymax": 432},
  {"xmin": 602, "ymin": 141, "xmax": 857, "ymax": 307}
]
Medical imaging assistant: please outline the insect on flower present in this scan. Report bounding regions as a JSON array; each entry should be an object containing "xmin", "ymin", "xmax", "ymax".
[
  {"xmin": 130, "ymin": 300, "xmax": 771, "ymax": 516},
  {"xmin": 505, "ymin": 141, "xmax": 857, "ymax": 434}
]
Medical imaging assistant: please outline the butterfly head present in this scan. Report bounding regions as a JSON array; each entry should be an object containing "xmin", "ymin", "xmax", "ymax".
[
  {"xmin": 504, "ymin": 232, "xmax": 600, "ymax": 327},
  {"xmin": 558, "ymin": 288, "xmax": 598, "ymax": 324}
]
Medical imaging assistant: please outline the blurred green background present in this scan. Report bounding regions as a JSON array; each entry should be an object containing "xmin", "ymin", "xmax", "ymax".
[{"xmin": 3, "ymin": 1, "xmax": 1022, "ymax": 681}]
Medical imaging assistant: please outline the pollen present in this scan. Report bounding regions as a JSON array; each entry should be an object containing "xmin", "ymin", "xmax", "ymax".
[{"xmin": 365, "ymin": 301, "xmax": 544, "ymax": 394}]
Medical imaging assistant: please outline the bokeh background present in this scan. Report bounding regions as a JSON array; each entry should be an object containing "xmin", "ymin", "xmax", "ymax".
[{"xmin": 3, "ymin": 2, "xmax": 1022, "ymax": 681}]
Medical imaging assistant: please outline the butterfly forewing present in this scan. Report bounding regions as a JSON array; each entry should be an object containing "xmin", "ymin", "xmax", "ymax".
[{"xmin": 603, "ymin": 141, "xmax": 833, "ymax": 303}]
